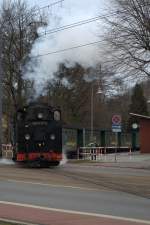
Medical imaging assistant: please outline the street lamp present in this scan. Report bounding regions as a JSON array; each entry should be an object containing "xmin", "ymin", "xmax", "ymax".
[
  {"xmin": 97, "ymin": 87, "xmax": 103, "ymax": 95},
  {"xmin": 90, "ymin": 83, "xmax": 102, "ymax": 143}
]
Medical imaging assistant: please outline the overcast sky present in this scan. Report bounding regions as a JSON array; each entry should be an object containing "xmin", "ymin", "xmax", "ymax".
[{"xmin": 2, "ymin": 0, "xmax": 112, "ymax": 95}]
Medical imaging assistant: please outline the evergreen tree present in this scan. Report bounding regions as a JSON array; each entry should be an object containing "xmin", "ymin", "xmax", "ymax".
[{"xmin": 128, "ymin": 83, "xmax": 148, "ymax": 129}]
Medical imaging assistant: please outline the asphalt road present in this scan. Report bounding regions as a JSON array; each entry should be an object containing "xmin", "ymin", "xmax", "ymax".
[
  {"xmin": 65, "ymin": 162, "xmax": 150, "ymax": 176},
  {"xmin": 0, "ymin": 163, "xmax": 150, "ymax": 224}
]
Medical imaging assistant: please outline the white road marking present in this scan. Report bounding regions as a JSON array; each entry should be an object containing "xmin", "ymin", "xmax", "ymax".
[
  {"xmin": 0, "ymin": 201, "xmax": 150, "ymax": 224},
  {"xmin": 0, "ymin": 218, "xmax": 37, "ymax": 225},
  {"xmin": 5, "ymin": 178, "xmax": 108, "ymax": 192}
]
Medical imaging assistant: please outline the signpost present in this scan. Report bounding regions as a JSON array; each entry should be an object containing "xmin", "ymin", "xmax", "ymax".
[
  {"xmin": 112, "ymin": 114, "xmax": 122, "ymax": 132},
  {"xmin": 112, "ymin": 115, "xmax": 122, "ymax": 161}
]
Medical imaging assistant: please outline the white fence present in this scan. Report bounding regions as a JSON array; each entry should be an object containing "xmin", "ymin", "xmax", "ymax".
[
  {"xmin": 2, "ymin": 144, "xmax": 13, "ymax": 158},
  {"xmin": 77, "ymin": 146, "xmax": 131, "ymax": 161}
]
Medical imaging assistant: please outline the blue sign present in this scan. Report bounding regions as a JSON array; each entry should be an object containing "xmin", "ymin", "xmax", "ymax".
[{"xmin": 112, "ymin": 125, "xmax": 122, "ymax": 132}]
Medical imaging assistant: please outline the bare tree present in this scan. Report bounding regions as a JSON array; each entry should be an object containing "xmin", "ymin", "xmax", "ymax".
[
  {"xmin": 0, "ymin": 0, "xmax": 47, "ymax": 142},
  {"xmin": 103, "ymin": 0, "xmax": 150, "ymax": 79},
  {"xmin": 1, "ymin": 0, "xmax": 47, "ymax": 110}
]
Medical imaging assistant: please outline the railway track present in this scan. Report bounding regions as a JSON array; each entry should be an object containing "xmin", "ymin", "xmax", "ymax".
[
  {"xmin": 0, "ymin": 164, "xmax": 149, "ymax": 198},
  {"xmin": 47, "ymin": 167, "xmax": 150, "ymax": 199}
]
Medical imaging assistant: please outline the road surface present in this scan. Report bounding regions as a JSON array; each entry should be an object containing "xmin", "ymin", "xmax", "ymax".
[{"xmin": 0, "ymin": 163, "xmax": 150, "ymax": 225}]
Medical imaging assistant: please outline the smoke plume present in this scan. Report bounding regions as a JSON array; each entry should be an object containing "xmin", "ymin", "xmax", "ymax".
[{"xmin": 24, "ymin": 0, "xmax": 109, "ymax": 95}]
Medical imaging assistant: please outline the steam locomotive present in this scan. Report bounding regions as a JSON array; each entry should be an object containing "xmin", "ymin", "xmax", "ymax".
[{"xmin": 13, "ymin": 103, "xmax": 62, "ymax": 167}]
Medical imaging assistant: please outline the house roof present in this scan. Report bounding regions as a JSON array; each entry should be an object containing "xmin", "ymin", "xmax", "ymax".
[{"xmin": 130, "ymin": 113, "xmax": 150, "ymax": 120}]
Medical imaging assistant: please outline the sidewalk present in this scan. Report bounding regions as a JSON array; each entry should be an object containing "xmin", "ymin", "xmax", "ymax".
[{"xmin": 0, "ymin": 202, "xmax": 149, "ymax": 225}]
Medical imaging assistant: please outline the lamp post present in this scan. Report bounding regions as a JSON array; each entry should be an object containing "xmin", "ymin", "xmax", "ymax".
[
  {"xmin": 90, "ymin": 83, "xmax": 102, "ymax": 143},
  {"xmin": 90, "ymin": 83, "xmax": 94, "ymax": 142}
]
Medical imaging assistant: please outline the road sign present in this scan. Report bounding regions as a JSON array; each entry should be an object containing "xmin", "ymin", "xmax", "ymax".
[
  {"xmin": 112, "ymin": 114, "xmax": 122, "ymax": 125},
  {"xmin": 112, "ymin": 115, "xmax": 122, "ymax": 132}
]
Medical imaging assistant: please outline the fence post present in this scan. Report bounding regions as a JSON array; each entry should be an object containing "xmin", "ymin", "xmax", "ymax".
[
  {"xmin": 77, "ymin": 147, "xmax": 80, "ymax": 160},
  {"xmin": 129, "ymin": 147, "xmax": 132, "ymax": 160}
]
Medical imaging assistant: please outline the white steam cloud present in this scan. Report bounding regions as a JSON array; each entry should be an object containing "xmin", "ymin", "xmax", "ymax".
[{"xmin": 24, "ymin": 0, "xmax": 110, "ymax": 95}]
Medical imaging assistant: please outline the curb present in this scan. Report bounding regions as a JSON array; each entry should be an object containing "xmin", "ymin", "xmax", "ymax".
[{"xmin": 0, "ymin": 218, "xmax": 38, "ymax": 225}]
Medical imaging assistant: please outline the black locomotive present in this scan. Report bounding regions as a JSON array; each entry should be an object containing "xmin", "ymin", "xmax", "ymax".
[{"xmin": 13, "ymin": 102, "xmax": 62, "ymax": 167}]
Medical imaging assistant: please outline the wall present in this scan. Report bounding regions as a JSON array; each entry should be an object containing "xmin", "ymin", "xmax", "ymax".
[{"xmin": 140, "ymin": 119, "xmax": 150, "ymax": 153}]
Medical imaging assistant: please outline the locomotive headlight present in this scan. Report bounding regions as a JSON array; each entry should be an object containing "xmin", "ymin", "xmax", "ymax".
[
  {"xmin": 50, "ymin": 134, "xmax": 55, "ymax": 140},
  {"xmin": 37, "ymin": 113, "xmax": 43, "ymax": 119},
  {"xmin": 25, "ymin": 134, "xmax": 30, "ymax": 140}
]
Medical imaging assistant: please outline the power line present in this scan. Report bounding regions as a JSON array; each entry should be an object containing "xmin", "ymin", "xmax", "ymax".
[
  {"xmin": 38, "ymin": 0, "xmax": 64, "ymax": 11},
  {"xmin": 35, "ymin": 4, "xmax": 150, "ymax": 38},
  {"xmin": 31, "ymin": 0, "xmax": 64, "ymax": 16},
  {"xmin": 31, "ymin": 40, "xmax": 104, "ymax": 58},
  {"xmin": 38, "ymin": 12, "xmax": 117, "ymax": 37},
  {"xmin": 39, "ymin": 15, "xmax": 105, "ymax": 36}
]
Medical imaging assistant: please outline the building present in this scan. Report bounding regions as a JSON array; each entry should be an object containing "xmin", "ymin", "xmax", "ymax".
[{"xmin": 130, "ymin": 113, "xmax": 150, "ymax": 153}]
